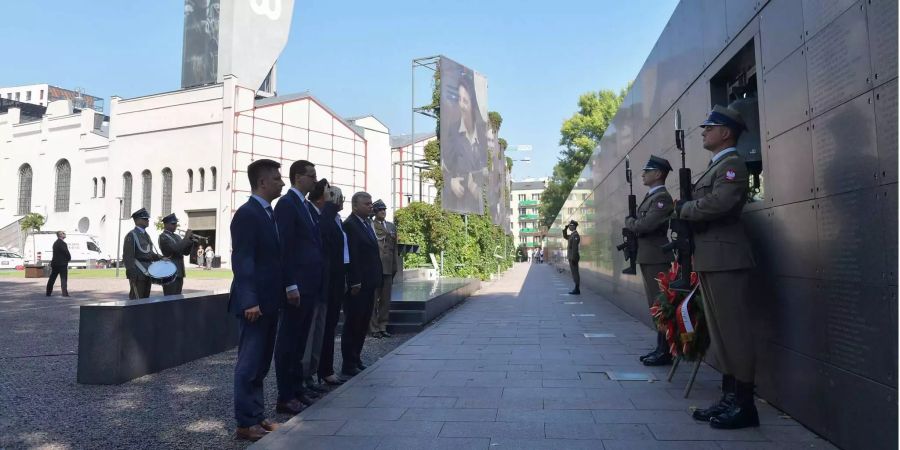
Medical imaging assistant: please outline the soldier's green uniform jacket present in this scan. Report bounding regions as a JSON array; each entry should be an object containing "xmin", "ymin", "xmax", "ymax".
[
  {"xmin": 373, "ymin": 219, "xmax": 399, "ymax": 276},
  {"xmin": 625, "ymin": 187, "xmax": 674, "ymax": 265},
  {"xmin": 123, "ymin": 228, "xmax": 161, "ymax": 280},
  {"xmin": 159, "ymin": 230, "xmax": 193, "ymax": 277},
  {"xmin": 679, "ymin": 149, "xmax": 755, "ymax": 272}
]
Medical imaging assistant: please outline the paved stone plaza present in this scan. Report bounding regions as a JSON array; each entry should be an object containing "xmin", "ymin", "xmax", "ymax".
[
  {"xmin": 255, "ymin": 263, "xmax": 836, "ymax": 450},
  {"xmin": 0, "ymin": 275, "xmax": 411, "ymax": 449}
]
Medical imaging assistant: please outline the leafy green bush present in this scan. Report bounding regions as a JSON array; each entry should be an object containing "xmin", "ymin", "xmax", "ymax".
[{"xmin": 395, "ymin": 202, "xmax": 514, "ymax": 280}]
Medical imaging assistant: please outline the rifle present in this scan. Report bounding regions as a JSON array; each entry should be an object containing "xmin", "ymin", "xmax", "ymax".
[
  {"xmin": 661, "ymin": 110, "xmax": 693, "ymax": 291},
  {"xmin": 616, "ymin": 156, "xmax": 638, "ymax": 275}
]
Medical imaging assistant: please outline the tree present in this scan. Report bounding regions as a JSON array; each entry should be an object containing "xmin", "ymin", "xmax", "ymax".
[{"xmin": 539, "ymin": 86, "xmax": 628, "ymax": 227}]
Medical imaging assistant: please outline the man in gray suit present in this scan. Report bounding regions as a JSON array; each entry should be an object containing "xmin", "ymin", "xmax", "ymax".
[
  {"xmin": 158, "ymin": 213, "xmax": 194, "ymax": 295},
  {"xmin": 563, "ymin": 220, "xmax": 581, "ymax": 295},
  {"xmin": 123, "ymin": 208, "xmax": 162, "ymax": 299}
]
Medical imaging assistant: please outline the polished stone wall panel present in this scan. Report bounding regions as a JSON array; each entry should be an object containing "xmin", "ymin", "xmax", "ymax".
[{"xmin": 547, "ymin": 0, "xmax": 898, "ymax": 448}]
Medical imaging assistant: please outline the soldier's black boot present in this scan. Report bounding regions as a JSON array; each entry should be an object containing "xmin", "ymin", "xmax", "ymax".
[
  {"xmin": 692, "ymin": 374, "xmax": 735, "ymax": 421},
  {"xmin": 568, "ymin": 285, "xmax": 580, "ymax": 295},
  {"xmin": 642, "ymin": 333, "xmax": 673, "ymax": 365},
  {"xmin": 640, "ymin": 332, "xmax": 664, "ymax": 362},
  {"xmin": 710, "ymin": 380, "xmax": 759, "ymax": 429}
]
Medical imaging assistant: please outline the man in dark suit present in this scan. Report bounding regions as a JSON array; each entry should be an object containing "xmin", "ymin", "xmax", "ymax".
[
  {"xmin": 274, "ymin": 160, "xmax": 324, "ymax": 414},
  {"xmin": 341, "ymin": 191, "xmax": 383, "ymax": 377},
  {"xmin": 229, "ymin": 159, "xmax": 285, "ymax": 441},
  {"xmin": 46, "ymin": 231, "xmax": 71, "ymax": 297},
  {"xmin": 158, "ymin": 213, "xmax": 194, "ymax": 296},
  {"xmin": 313, "ymin": 182, "xmax": 349, "ymax": 386},
  {"xmin": 123, "ymin": 208, "xmax": 162, "ymax": 299}
]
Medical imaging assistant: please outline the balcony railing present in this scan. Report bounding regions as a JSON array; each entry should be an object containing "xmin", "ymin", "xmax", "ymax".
[
  {"xmin": 518, "ymin": 214, "xmax": 539, "ymax": 221},
  {"xmin": 518, "ymin": 199, "xmax": 540, "ymax": 206}
]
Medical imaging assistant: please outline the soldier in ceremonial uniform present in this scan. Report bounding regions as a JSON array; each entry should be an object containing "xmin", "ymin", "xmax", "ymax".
[
  {"xmin": 369, "ymin": 199, "xmax": 399, "ymax": 338},
  {"xmin": 563, "ymin": 220, "xmax": 581, "ymax": 295},
  {"xmin": 123, "ymin": 208, "xmax": 162, "ymax": 299},
  {"xmin": 158, "ymin": 213, "xmax": 194, "ymax": 296},
  {"xmin": 675, "ymin": 105, "xmax": 757, "ymax": 429},
  {"xmin": 625, "ymin": 155, "xmax": 675, "ymax": 366}
]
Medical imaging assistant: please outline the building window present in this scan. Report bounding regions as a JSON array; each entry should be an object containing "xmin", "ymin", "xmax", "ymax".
[
  {"xmin": 519, "ymin": 208, "xmax": 527, "ymax": 215},
  {"xmin": 161, "ymin": 168, "xmax": 173, "ymax": 215},
  {"xmin": 39, "ymin": 90, "xmax": 44, "ymax": 100},
  {"xmin": 518, "ymin": 194, "xmax": 526, "ymax": 201},
  {"xmin": 198, "ymin": 168, "xmax": 205, "ymax": 192},
  {"xmin": 186, "ymin": 169, "xmax": 193, "ymax": 192},
  {"xmin": 122, "ymin": 172, "xmax": 133, "ymax": 216},
  {"xmin": 26, "ymin": 91, "xmax": 32, "ymax": 101},
  {"xmin": 17, "ymin": 164, "xmax": 32, "ymax": 215},
  {"xmin": 15, "ymin": 92, "xmax": 20, "ymax": 101},
  {"xmin": 210, "ymin": 167, "xmax": 217, "ymax": 191},
  {"xmin": 531, "ymin": 193, "xmax": 540, "ymax": 200},
  {"xmin": 141, "ymin": 170, "xmax": 152, "ymax": 211},
  {"xmin": 92, "ymin": 177, "xmax": 98, "ymax": 198},
  {"xmin": 100, "ymin": 177, "xmax": 106, "ymax": 198},
  {"xmin": 5, "ymin": 93, "xmax": 10, "ymax": 99},
  {"xmin": 582, "ymin": 193, "xmax": 588, "ymax": 200},
  {"xmin": 54, "ymin": 159, "xmax": 71, "ymax": 212}
]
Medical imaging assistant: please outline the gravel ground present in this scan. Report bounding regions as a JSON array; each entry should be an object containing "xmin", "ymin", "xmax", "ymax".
[{"xmin": 0, "ymin": 276, "xmax": 415, "ymax": 449}]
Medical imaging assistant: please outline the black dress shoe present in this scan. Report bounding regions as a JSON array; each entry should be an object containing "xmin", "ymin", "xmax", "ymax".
[
  {"xmin": 357, "ymin": 363, "xmax": 367, "ymax": 371},
  {"xmin": 341, "ymin": 366, "xmax": 362, "ymax": 377},
  {"xmin": 296, "ymin": 393, "xmax": 317, "ymax": 406},
  {"xmin": 642, "ymin": 352, "xmax": 673, "ymax": 366},
  {"xmin": 305, "ymin": 382, "xmax": 329, "ymax": 394},
  {"xmin": 380, "ymin": 331, "xmax": 392, "ymax": 338},
  {"xmin": 320, "ymin": 375, "xmax": 345, "ymax": 385},
  {"xmin": 568, "ymin": 289, "xmax": 581, "ymax": 295},
  {"xmin": 276, "ymin": 399, "xmax": 304, "ymax": 415}
]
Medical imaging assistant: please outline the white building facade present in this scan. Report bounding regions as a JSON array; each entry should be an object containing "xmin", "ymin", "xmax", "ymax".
[
  {"xmin": 0, "ymin": 76, "xmax": 392, "ymax": 265},
  {"xmin": 390, "ymin": 132, "xmax": 437, "ymax": 210}
]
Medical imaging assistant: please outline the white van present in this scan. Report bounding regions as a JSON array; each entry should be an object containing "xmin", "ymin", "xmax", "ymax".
[{"xmin": 22, "ymin": 232, "xmax": 110, "ymax": 268}]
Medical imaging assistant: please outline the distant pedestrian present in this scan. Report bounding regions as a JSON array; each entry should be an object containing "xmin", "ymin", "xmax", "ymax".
[
  {"xmin": 197, "ymin": 247, "xmax": 205, "ymax": 268},
  {"xmin": 46, "ymin": 231, "xmax": 70, "ymax": 297},
  {"xmin": 204, "ymin": 246, "xmax": 214, "ymax": 270}
]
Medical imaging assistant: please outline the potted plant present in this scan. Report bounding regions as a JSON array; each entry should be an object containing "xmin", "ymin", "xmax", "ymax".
[{"xmin": 21, "ymin": 213, "xmax": 46, "ymax": 278}]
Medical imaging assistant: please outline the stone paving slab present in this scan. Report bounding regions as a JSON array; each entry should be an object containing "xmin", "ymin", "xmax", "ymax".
[{"xmin": 253, "ymin": 263, "xmax": 838, "ymax": 449}]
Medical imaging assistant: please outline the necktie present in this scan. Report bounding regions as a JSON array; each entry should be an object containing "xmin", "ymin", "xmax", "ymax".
[
  {"xmin": 265, "ymin": 206, "xmax": 279, "ymax": 239},
  {"xmin": 364, "ymin": 218, "xmax": 376, "ymax": 242}
]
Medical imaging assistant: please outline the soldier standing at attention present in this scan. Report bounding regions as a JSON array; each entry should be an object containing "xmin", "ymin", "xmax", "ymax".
[
  {"xmin": 625, "ymin": 155, "xmax": 675, "ymax": 366},
  {"xmin": 122, "ymin": 208, "xmax": 162, "ymax": 299},
  {"xmin": 563, "ymin": 220, "xmax": 581, "ymax": 295},
  {"xmin": 158, "ymin": 213, "xmax": 194, "ymax": 296},
  {"xmin": 675, "ymin": 105, "xmax": 757, "ymax": 429},
  {"xmin": 369, "ymin": 199, "xmax": 398, "ymax": 338}
]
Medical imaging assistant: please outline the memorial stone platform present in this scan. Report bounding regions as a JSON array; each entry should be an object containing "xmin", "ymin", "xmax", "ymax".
[{"xmin": 253, "ymin": 263, "xmax": 835, "ymax": 450}]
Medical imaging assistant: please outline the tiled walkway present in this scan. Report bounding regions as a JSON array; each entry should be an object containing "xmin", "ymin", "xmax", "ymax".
[{"xmin": 254, "ymin": 263, "xmax": 835, "ymax": 449}]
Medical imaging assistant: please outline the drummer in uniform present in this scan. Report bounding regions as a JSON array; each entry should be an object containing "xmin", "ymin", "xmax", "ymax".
[
  {"xmin": 123, "ymin": 208, "xmax": 162, "ymax": 299},
  {"xmin": 158, "ymin": 213, "xmax": 194, "ymax": 296}
]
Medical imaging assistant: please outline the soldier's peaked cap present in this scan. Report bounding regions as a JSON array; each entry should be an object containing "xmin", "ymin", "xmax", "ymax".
[
  {"xmin": 131, "ymin": 208, "xmax": 150, "ymax": 220},
  {"xmin": 373, "ymin": 199, "xmax": 387, "ymax": 210},
  {"xmin": 700, "ymin": 105, "xmax": 746, "ymax": 132},
  {"xmin": 568, "ymin": 220, "xmax": 579, "ymax": 227},
  {"xmin": 643, "ymin": 155, "xmax": 673, "ymax": 172},
  {"xmin": 162, "ymin": 213, "xmax": 178, "ymax": 224}
]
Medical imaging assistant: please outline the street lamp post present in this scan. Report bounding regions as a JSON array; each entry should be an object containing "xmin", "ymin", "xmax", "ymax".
[{"xmin": 115, "ymin": 197, "xmax": 123, "ymax": 278}]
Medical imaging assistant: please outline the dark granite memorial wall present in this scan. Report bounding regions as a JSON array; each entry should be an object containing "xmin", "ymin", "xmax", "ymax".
[{"xmin": 545, "ymin": 0, "xmax": 897, "ymax": 448}]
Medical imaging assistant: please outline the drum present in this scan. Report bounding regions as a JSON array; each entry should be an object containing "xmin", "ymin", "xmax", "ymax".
[{"xmin": 148, "ymin": 260, "xmax": 178, "ymax": 285}]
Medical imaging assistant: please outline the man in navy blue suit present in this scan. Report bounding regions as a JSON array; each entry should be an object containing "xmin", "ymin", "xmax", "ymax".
[
  {"xmin": 229, "ymin": 159, "xmax": 285, "ymax": 442},
  {"xmin": 341, "ymin": 192, "xmax": 383, "ymax": 377},
  {"xmin": 273, "ymin": 160, "xmax": 325, "ymax": 414}
]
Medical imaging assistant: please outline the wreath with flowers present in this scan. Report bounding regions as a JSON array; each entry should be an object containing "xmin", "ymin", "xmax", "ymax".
[{"xmin": 649, "ymin": 262, "xmax": 709, "ymax": 361}]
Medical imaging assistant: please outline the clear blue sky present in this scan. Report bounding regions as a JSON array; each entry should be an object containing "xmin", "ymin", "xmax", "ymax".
[{"xmin": 2, "ymin": 0, "xmax": 677, "ymax": 180}]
